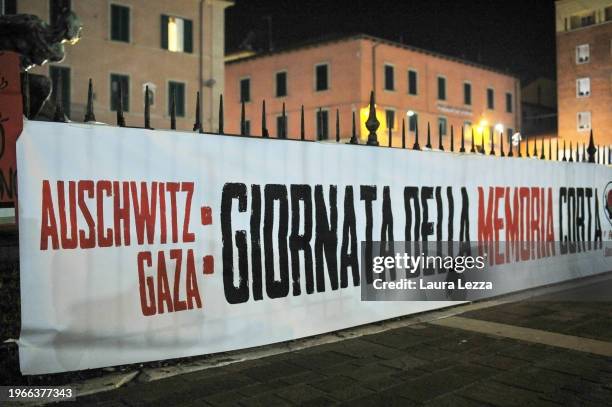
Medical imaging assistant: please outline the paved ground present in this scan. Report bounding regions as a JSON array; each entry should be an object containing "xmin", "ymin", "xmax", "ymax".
[{"xmin": 67, "ymin": 278, "xmax": 612, "ymax": 407}]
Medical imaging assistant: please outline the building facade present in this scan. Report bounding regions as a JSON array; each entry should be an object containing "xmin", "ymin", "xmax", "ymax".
[
  {"xmin": 8, "ymin": 0, "xmax": 232, "ymax": 131},
  {"xmin": 225, "ymin": 34, "xmax": 520, "ymax": 150},
  {"xmin": 556, "ymin": 0, "xmax": 612, "ymax": 146},
  {"xmin": 521, "ymin": 77, "xmax": 557, "ymax": 138}
]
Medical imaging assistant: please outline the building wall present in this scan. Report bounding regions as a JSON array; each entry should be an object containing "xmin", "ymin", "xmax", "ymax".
[
  {"xmin": 225, "ymin": 36, "xmax": 519, "ymax": 151},
  {"xmin": 556, "ymin": 0, "xmax": 612, "ymax": 146},
  {"xmin": 18, "ymin": 0, "xmax": 231, "ymax": 131}
]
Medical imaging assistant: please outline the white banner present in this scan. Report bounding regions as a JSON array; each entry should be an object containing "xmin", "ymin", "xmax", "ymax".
[{"xmin": 17, "ymin": 120, "xmax": 612, "ymax": 374}]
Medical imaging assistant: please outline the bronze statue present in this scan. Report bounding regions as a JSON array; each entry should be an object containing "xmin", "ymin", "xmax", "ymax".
[{"xmin": 0, "ymin": 8, "xmax": 81, "ymax": 119}]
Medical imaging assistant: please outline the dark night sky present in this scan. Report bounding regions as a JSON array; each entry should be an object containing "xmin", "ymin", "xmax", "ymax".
[{"xmin": 226, "ymin": 0, "xmax": 556, "ymax": 83}]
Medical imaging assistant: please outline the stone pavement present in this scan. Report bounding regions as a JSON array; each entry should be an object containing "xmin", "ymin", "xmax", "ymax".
[{"xmin": 68, "ymin": 282, "xmax": 612, "ymax": 407}]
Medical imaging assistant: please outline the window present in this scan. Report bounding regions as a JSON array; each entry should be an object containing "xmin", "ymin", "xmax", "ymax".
[
  {"xmin": 110, "ymin": 74, "xmax": 129, "ymax": 112},
  {"xmin": 385, "ymin": 109, "xmax": 395, "ymax": 130},
  {"xmin": 240, "ymin": 78, "xmax": 250, "ymax": 102},
  {"xmin": 1, "ymin": 0, "xmax": 17, "ymax": 15},
  {"xmin": 275, "ymin": 71, "xmax": 287, "ymax": 97},
  {"xmin": 576, "ymin": 77, "xmax": 590, "ymax": 97},
  {"xmin": 464, "ymin": 121, "xmax": 472, "ymax": 133},
  {"xmin": 161, "ymin": 15, "xmax": 193, "ymax": 53},
  {"xmin": 408, "ymin": 70, "xmax": 418, "ymax": 95},
  {"xmin": 606, "ymin": 6, "xmax": 612, "ymax": 22},
  {"xmin": 408, "ymin": 112, "xmax": 418, "ymax": 132},
  {"xmin": 315, "ymin": 63, "xmax": 329, "ymax": 91},
  {"xmin": 110, "ymin": 4, "xmax": 130, "ymax": 42},
  {"xmin": 316, "ymin": 110, "xmax": 329, "ymax": 140},
  {"xmin": 576, "ymin": 44, "xmax": 590, "ymax": 64},
  {"xmin": 438, "ymin": 117, "xmax": 447, "ymax": 137},
  {"xmin": 577, "ymin": 112, "xmax": 591, "ymax": 131},
  {"xmin": 384, "ymin": 65, "xmax": 394, "ymax": 91},
  {"xmin": 276, "ymin": 115, "xmax": 287, "ymax": 137},
  {"xmin": 463, "ymin": 82, "xmax": 472, "ymax": 105},
  {"xmin": 570, "ymin": 12, "xmax": 595, "ymax": 29},
  {"xmin": 50, "ymin": 66, "xmax": 71, "ymax": 117},
  {"xmin": 487, "ymin": 88, "xmax": 495, "ymax": 109},
  {"xmin": 168, "ymin": 81, "xmax": 185, "ymax": 117},
  {"xmin": 437, "ymin": 76, "xmax": 446, "ymax": 100},
  {"xmin": 244, "ymin": 120, "xmax": 251, "ymax": 135},
  {"xmin": 507, "ymin": 128, "xmax": 514, "ymax": 142},
  {"xmin": 505, "ymin": 92, "xmax": 513, "ymax": 113},
  {"xmin": 50, "ymin": 0, "xmax": 70, "ymax": 24}
]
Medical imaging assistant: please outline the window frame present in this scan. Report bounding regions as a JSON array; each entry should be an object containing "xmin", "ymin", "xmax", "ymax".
[
  {"xmin": 384, "ymin": 63, "xmax": 395, "ymax": 91},
  {"xmin": 315, "ymin": 108, "xmax": 330, "ymax": 140},
  {"xmin": 576, "ymin": 77, "xmax": 591, "ymax": 98},
  {"xmin": 110, "ymin": 72, "xmax": 130, "ymax": 112},
  {"xmin": 577, "ymin": 111, "xmax": 591, "ymax": 131},
  {"xmin": 275, "ymin": 70, "xmax": 288, "ymax": 98},
  {"xmin": 109, "ymin": 3, "xmax": 131, "ymax": 43},
  {"xmin": 487, "ymin": 87, "xmax": 495, "ymax": 110},
  {"xmin": 167, "ymin": 80, "xmax": 187, "ymax": 117},
  {"xmin": 407, "ymin": 69, "xmax": 418, "ymax": 96},
  {"xmin": 576, "ymin": 44, "xmax": 590, "ymax": 64},
  {"xmin": 463, "ymin": 81, "xmax": 472, "ymax": 106},
  {"xmin": 161, "ymin": 14, "xmax": 194, "ymax": 53},
  {"xmin": 385, "ymin": 108, "xmax": 396, "ymax": 130},
  {"xmin": 314, "ymin": 62, "xmax": 330, "ymax": 92},
  {"xmin": 437, "ymin": 75, "xmax": 447, "ymax": 101},
  {"xmin": 408, "ymin": 111, "xmax": 418, "ymax": 132},
  {"xmin": 239, "ymin": 76, "xmax": 251, "ymax": 103},
  {"xmin": 437, "ymin": 116, "xmax": 448, "ymax": 137},
  {"xmin": 275, "ymin": 114, "xmax": 288, "ymax": 137},
  {"xmin": 505, "ymin": 92, "xmax": 513, "ymax": 113},
  {"xmin": 143, "ymin": 82, "xmax": 156, "ymax": 107}
]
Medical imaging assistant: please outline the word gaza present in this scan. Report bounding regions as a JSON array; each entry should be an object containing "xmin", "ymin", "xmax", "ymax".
[{"xmin": 39, "ymin": 180, "xmax": 196, "ymax": 250}]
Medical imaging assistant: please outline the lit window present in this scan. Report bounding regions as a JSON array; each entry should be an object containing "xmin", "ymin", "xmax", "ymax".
[
  {"xmin": 576, "ymin": 44, "xmax": 590, "ymax": 64},
  {"xmin": 576, "ymin": 77, "xmax": 590, "ymax": 97},
  {"xmin": 577, "ymin": 112, "xmax": 591, "ymax": 131},
  {"xmin": 384, "ymin": 65, "xmax": 394, "ymax": 91},
  {"xmin": 385, "ymin": 109, "xmax": 395, "ymax": 130},
  {"xmin": 161, "ymin": 15, "xmax": 193, "ymax": 53}
]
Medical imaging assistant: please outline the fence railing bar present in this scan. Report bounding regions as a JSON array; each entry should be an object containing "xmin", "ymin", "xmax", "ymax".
[
  {"xmin": 116, "ymin": 83, "xmax": 125, "ymax": 127},
  {"xmin": 84, "ymin": 78, "xmax": 96, "ymax": 122},
  {"xmin": 413, "ymin": 122, "xmax": 420, "ymax": 150},
  {"xmin": 300, "ymin": 105, "xmax": 305, "ymax": 141},
  {"xmin": 239, "ymin": 100, "xmax": 245, "ymax": 136},
  {"xmin": 547, "ymin": 138, "xmax": 551, "ymax": 161},
  {"xmin": 279, "ymin": 102, "xmax": 287, "ymax": 139},
  {"xmin": 388, "ymin": 123, "xmax": 392, "ymax": 147},
  {"xmin": 499, "ymin": 131, "xmax": 504, "ymax": 157},
  {"xmin": 459, "ymin": 126, "xmax": 465, "ymax": 153},
  {"xmin": 540, "ymin": 138, "xmax": 545, "ymax": 160},
  {"xmin": 261, "ymin": 100, "xmax": 269, "ymax": 138},
  {"xmin": 470, "ymin": 128, "xmax": 475, "ymax": 153},
  {"xmin": 425, "ymin": 122, "xmax": 432, "ymax": 149},
  {"xmin": 193, "ymin": 92, "xmax": 202, "ymax": 132},
  {"xmin": 170, "ymin": 90, "xmax": 176, "ymax": 130},
  {"xmin": 569, "ymin": 141, "xmax": 574, "ymax": 162},
  {"xmin": 144, "ymin": 86, "xmax": 151, "ymax": 129},
  {"xmin": 365, "ymin": 91, "xmax": 379, "ymax": 146},
  {"xmin": 480, "ymin": 132, "xmax": 485, "ymax": 154},
  {"xmin": 401, "ymin": 118, "xmax": 406, "ymax": 149},
  {"xmin": 438, "ymin": 123, "xmax": 444, "ymax": 151},
  {"xmin": 450, "ymin": 125, "xmax": 454, "ymax": 152},
  {"xmin": 518, "ymin": 137, "xmax": 522, "ymax": 158},
  {"xmin": 350, "ymin": 110, "xmax": 358, "ymax": 144},
  {"xmin": 337, "ymin": 109, "xmax": 341, "ymax": 143},
  {"xmin": 489, "ymin": 131, "xmax": 495, "ymax": 156},
  {"xmin": 218, "ymin": 94, "xmax": 224, "ymax": 134}
]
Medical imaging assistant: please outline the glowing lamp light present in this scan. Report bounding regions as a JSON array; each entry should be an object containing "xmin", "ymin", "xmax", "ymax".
[
  {"xmin": 407, "ymin": 110, "xmax": 415, "ymax": 117},
  {"xmin": 495, "ymin": 123, "xmax": 504, "ymax": 133}
]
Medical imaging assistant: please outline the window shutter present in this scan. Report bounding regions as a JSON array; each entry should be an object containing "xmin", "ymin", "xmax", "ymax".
[
  {"xmin": 111, "ymin": 6, "xmax": 120, "ymax": 40},
  {"xmin": 184, "ymin": 19, "xmax": 193, "ymax": 53},
  {"xmin": 161, "ymin": 15, "xmax": 168, "ymax": 49}
]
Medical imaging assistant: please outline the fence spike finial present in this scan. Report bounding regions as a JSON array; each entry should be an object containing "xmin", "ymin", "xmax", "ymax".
[
  {"xmin": 499, "ymin": 131, "xmax": 504, "ymax": 157},
  {"xmin": 450, "ymin": 125, "xmax": 454, "ymax": 152},
  {"xmin": 350, "ymin": 110, "xmax": 358, "ymax": 144},
  {"xmin": 413, "ymin": 121, "xmax": 420, "ymax": 150},
  {"xmin": 170, "ymin": 90, "xmax": 176, "ymax": 130},
  {"xmin": 317, "ymin": 107, "xmax": 322, "ymax": 140},
  {"xmin": 388, "ymin": 121, "xmax": 392, "ymax": 147},
  {"xmin": 337, "ymin": 109, "xmax": 341, "ymax": 143},
  {"xmin": 569, "ymin": 141, "xmax": 574, "ymax": 162},
  {"xmin": 508, "ymin": 132, "xmax": 513, "ymax": 157},
  {"xmin": 459, "ymin": 125, "xmax": 465, "ymax": 153},
  {"xmin": 470, "ymin": 128, "xmax": 476, "ymax": 153},
  {"xmin": 366, "ymin": 91, "xmax": 379, "ymax": 146},
  {"xmin": 240, "ymin": 100, "xmax": 246, "ymax": 135},
  {"xmin": 300, "ymin": 105, "xmax": 305, "ymax": 140},
  {"xmin": 562, "ymin": 140, "xmax": 567, "ymax": 161},
  {"xmin": 581, "ymin": 142, "xmax": 586, "ymax": 162},
  {"xmin": 53, "ymin": 73, "xmax": 67, "ymax": 122},
  {"xmin": 587, "ymin": 130, "xmax": 596, "ymax": 163},
  {"xmin": 261, "ymin": 100, "xmax": 269, "ymax": 138},
  {"xmin": 218, "ymin": 94, "xmax": 224, "ymax": 134},
  {"xmin": 194, "ymin": 91, "xmax": 202, "ymax": 132},
  {"xmin": 280, "ymin": 102, "xmax": 287, "ymax": 139},
  {"xmin": 480, "ymin": 131, "xmax": 485, "ymax": 154},
  {"xmin": 425, "ymin": 122, "xmax": 432, "ymax": 149},
  {"xmin": 438, "ymin": 123, "xmax": 444, "ymax": 151},
  {"xmin": 556, "ymin": 139, "xmax": 559, "ymax": 161},
  {"xmin": 144, "ymin": 85, "xmax": 151, "ymax": 129},
  {"xmin": 540, "ymin": 138, "xmax": 545, "ymax": 159},
  {"xmin": 518, "ymin": 137, "xmax": 522, "ymax": 158},
  {"xmin": 489, "ymin": 131, "xmax": 495, "ymax": 156},
  {"xmin": 116, "ymin": 82, "xmax": 125, "ymax": 127},
  {"xmin": 532, "ymin": 137, "xmax": 538, "ymax": 158},
  {"xmin": 548, "ymin": 138, "xmax": 551, "ymax": 161},
  {"xmin": 84, "ymin": 78, "xmax": 96, "ymax": 122},
  {"xmin": 575, "ymin": 142, "xmax": 580, "ymax": 163},
  {"xmin": 402, "ymin": 118, "xmax": 406, "ymax": 149}
]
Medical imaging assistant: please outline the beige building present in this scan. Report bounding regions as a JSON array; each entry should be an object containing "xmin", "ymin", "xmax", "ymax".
[
  {"xmin": 555, "ymin": 0, "xmax": 612, "ymax": 145},
  {"xmin": 11, "ymin": 0, "xmax": 232, "ymax": 131}
]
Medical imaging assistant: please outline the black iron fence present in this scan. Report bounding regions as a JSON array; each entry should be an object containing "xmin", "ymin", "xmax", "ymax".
[{"xmin": 25, "ymin": 74, "xmax": 610, "ymax": 166}]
